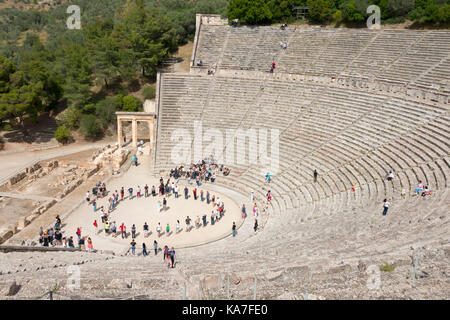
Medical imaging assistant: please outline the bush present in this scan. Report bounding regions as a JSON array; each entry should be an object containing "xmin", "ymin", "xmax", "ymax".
[
  {"xmin": 142, "ymin": 86, "xmax": 156, "ymax": 100},
  {"xmin": 380, "ymin": 262, "xmax": 396, "ymax": 272},
  {"xmin": 79, "ymin": 114, "xmax": 101, "ymax": 138},
  {"xmin": 59, "ymin": 106, "xmax": 81, "ymax": 129},
  {"xmin": 1, "ymin": 123, "xmax": 13, "ymax": 131},
  {"xmin": 82, "ymin": 103, "xmax": 96, "ymax": 114},
  {"xmin": 227, "ymin": 0, "xmax": 273, "ymax": 24},
  {"xmin": 438, "ymin": 4, "xmax": 450, "ymax": 23},
  {"xmin": 307, "ymin": 0, "xmax": 334, "ymax": 23},
  {"xmin": 121, "ymin": 95, "xmax": 142, "ymax": 112},
  {"xmin": 342, "ymin": 0, "xmax": 365, "ymax": 23},
  {"xmin": 54, "ymin": 125, "xmax": 70, "ymax": 144},
  {"xmin": 95, "ymin": 97, "xmax": 120, "ymax": 129}
]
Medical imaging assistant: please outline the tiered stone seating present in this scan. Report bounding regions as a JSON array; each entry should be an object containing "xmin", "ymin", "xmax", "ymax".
[
  {"xmin": 193, "ymin": 26, "xmax": 450, "ymax": 92},
  {"xmin": 154, "ymin": 73, "xmax": 449, "ymax": 253},
  {"xmin": 1, "ymin": 23, "xmax": 449, "ymax": 300}
]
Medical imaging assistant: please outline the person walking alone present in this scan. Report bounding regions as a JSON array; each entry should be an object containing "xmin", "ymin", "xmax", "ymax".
[
  {"xmin": 382, "ymin": 199, "xmax": 390, "ymax": 216},
  {"xmin": 232, "ymin": 222, "xmax": 237, "ymax": 237}
]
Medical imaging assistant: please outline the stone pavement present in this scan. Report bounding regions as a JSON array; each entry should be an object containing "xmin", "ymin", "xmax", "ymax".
[{"xmin": 59, "ymin": 152, "xmax": 243, "ymax": 254}]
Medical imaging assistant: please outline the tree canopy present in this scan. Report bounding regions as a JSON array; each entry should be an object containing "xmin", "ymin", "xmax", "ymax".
[{"xmin": 226, "ymin": 0, "xmax": 450, "ymax": 25}]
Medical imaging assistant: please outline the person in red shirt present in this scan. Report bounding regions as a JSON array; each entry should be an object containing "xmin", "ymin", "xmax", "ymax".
[
  {"xmin": 120, "ymin": 223, "xmax": 126, "ymax": 239},
  {"xmin": 93, "ymin": 220, "xmax": 98, "ymax": 234}
]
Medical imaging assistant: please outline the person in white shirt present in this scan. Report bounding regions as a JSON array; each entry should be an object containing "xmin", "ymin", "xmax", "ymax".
[
  {"xmin": 174, "ymin": 184, "xmax": 179, "ymax": 198},
  {"xmin": 386, "ymin": 170, "xmax": 394, "ymax": 181},
  {"xmin": 157, "ymin": 201, "xmax": 161, "ymax": 213},
  {"xmin": 156, "ymin": 223, "xmax": 161, "ymax": 237},
  {"xmin": 382, "ymin": 199, "xmax": 390, "ymax": 216}
]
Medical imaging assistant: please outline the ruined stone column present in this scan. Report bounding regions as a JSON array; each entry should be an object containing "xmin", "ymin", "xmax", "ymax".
[
  {"xmin": 132, "ymin": 119, "xmax": 138, "ymax": 147},
  {"xmin": 117, "ymin": 118, "xmax": 123, "ymax": 147}
]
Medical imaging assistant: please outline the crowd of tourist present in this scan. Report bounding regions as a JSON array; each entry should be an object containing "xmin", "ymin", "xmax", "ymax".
[
  {"xmin": 38, "ymin": 215, "xmax": 93, "ymax": 252},
  {"xmin": 169, "ymin": 156, "xmax": 230, "ymax": 184},
  {"xmin": 89, "ymin": 176, "xmax": 228, "ymax": 237}
]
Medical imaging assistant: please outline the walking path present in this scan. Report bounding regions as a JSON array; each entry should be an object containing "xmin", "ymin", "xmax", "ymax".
[
  {"xmin": 0, "ymin": 192, "xmax": 58, "ymax": 202},
  {"xmin": 0, "ymin": 141, "xmax": 112, "ymax": 186}
]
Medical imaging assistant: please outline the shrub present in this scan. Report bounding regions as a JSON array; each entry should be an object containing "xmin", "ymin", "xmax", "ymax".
[
  {"xmin": 121, "ymin": 95, "xmax": 142, "ymax": 112},
  {"xmin": 1, "ymin": 123, "xmax": 13, "ymax": 131},
  {"xmin": 437, "ymin": 4, "xmax": 450, "ymax": 23},
  {"xmin": 54, "ymin": 125, "xmax": 70, "ymax": 144},
  {"xmin": 307, "ymin": 0, "xmax": 334, "ymax": 23},
  {"xmin": 79, "ymin": 114, "xmax": 101, "ymax": 138},
  {"xmin": 342, "ymin": 0, "xmax": 365, "ymax": 22},
  {"xmin": 142, "ymin": 86, "xmax": 156, "ymax": 100},
  {"xmin": 95, "ymin": 97, "xmax": 120, "ymax": 129},
  {"xmin": 59, "ymin": 106, "xmax": 81, "ymax": 129},
  {"xmin": 82, "ymin": 103, "xmax": 96, "ymax": 114},
  {"xmin": 227, "ymin": 0, "xmax": 273, "ymax": 24},
  {"xmin": 380, "ymin": 262, "xmax": 396, "ymax": 272}
]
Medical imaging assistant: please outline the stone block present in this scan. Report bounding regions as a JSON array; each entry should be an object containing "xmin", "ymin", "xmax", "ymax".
[
  {"xmin": 203, "ymin": 274, "xmax": 219, "ymax": 290},
  {"xmin": 0, "ymin": 281, "xmax": 21, "ymax": 296},
  {"xmin": 0, "ymin": 229, "xmax": 14, "ymax": 244}
]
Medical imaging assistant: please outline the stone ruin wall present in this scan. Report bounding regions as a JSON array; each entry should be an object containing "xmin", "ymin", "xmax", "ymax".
[{"xmin": 0, "ymin": 144, "xmax": 130, "ymax": 245}]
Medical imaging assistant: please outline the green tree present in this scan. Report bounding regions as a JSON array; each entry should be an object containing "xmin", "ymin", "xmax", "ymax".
[
  {"xmin": 90, "ymin": 35, "xmax": 121, "ymax": 88},
  {"xmin": 227, "ymin": 0, "xmax": 274, "ymax": 24},
  {"xmin": 0, "ymin": 56, "xmax": 15, "ymax": 93},
  {"xmin": 342, "ymin": 0, "xmax": 365, "ymax": 22},
  {"xmin": 54, "ymin": 125, "xmax": 70, "ymax": 143},
  {"xmin": 142, "ymin": 86, "xmax": 156, "ymax": 100},
  {"xmin": 437, "ymin": 3, "xmax": 450, "ymax": 22},
  {"xmin": 121, "ymin": 95, "xmax": 142, "ymax": 112},
  {"xmin": 59, "ymin": 105, "xmax": 81, "ymax": 129},
  {"xmin": 307, "ymin": 0, "xmax": 334, "ymax": 22},
  {"xmin": 54, "ymin": 42, "xmax": 93, "ymax": 108},
  {"xmin": 79, "ymin": 114, "xmax": 101, "ymax": 138},
  {"xmin": 408, "ymin": 0, "xmax": 449, "ymax": 23},
  {"xmin": 95, "ymin": 96, "xmax": 121, "ymax": 129}
]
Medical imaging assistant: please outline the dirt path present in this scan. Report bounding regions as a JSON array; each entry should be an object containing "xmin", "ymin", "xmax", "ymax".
[{"xmin": 0, "ymin": 141, "xmax": 113, "ymax": 185}]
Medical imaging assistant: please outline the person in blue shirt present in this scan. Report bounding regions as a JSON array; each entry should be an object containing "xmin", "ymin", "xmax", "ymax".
[{"xmin": 168, "ymin": 247, "xmax": 176, "ymax": 268}]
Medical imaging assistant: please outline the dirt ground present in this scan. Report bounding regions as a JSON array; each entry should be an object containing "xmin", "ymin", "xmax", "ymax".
[
  {"xmin": 174, "ymin": 41, "xmax": 194, "ymax": 73},
  {"xmin": 0, "ymin": 146, "xmax": 110, "ymax": 239},
  {"xmin": 0, "ymin": 198, "xmax": 36, "ymax": 233}
]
